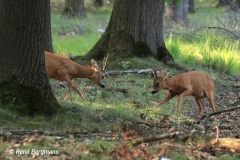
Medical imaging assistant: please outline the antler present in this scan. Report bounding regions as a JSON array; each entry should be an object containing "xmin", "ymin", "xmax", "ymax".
[
  {"xmin": 102, "ymin": 53, "xmax": 110, "ymax": 71},
  {"xmin": 150, "ymin": 67, "xmax": 163, "ymax": 78}
]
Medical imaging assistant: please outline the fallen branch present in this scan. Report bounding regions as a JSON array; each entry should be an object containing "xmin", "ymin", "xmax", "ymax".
[
  {"xmin": 132, "ymin": 131, "xmax": 181, "ymax": 147},
  {"xmin": 106, "ymin": 69, "xmax": 152, "ymax": 76},
  {"xmin": 203, "ymin": 105, "xmax": 240, "ymax": 124},
  {"xmin": 134, "ymin": 120, "xmax": 173, "ymax": 129}
]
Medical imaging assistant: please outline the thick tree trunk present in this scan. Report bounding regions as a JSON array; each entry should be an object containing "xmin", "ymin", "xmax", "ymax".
[
  {"xmin": 166, "ymin": 0, "xmax": 189, "ymax": 23},
  {"xmin": 84, "ymin": 0, "xmax": 174, "ymax": 64},
  {"xmin": 0, "ymin": 0, "xmax": 60, "ymax": 115},
  {"xmin": 63, "ymin": 0, "xmax": 86, "ymax": 19}
]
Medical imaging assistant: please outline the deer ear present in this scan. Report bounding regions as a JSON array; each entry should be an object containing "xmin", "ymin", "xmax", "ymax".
[
  {"xmin": 90, "ymin": 59, "xmax": 94, "ymax": 67},
  {"xmin": 90, "ymin": 59, "xmax": 100, "ymax": 68},
  {"xmin": 165, "ymin": 72, "xmax": 171, "ymax": 78}
]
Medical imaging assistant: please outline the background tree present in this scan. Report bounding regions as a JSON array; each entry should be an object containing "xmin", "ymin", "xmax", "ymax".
[
  {"xmin": 216, "ymin": 0, "xmax": 234, "ymax": 7},
  {"xmin": 229, "ymin": 0, "xmax": 240, "ymax": 11},
  {"xmin": 189, "ymin": 0, "xmax": 195, "ymax": 13},
  {"xmin": 94, "ymin": 0, "xmax": 104, "ymax": 8},
  {"xmin": 166, "ymin": 0, "xmax": 189, "ymax": 23},
  {"xmin": 236, "ymin": 0, "xmax": 240, "ymax": 7},
  {"xmin": 0, "ymin": 0, "xmax": 60, "ymax": 115},
  {"xmin": 84, "ymin": 0, "xmax": 174, "ymax": 64},
  {"xmin": 63, "ymin": 0, "xmax": 86, "ymax": 19}
]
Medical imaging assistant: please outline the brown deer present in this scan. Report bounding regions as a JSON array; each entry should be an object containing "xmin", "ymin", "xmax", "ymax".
[
  {"xmin": 44, "ymin": 51, "xmax": 109, "ymax": 101},
  {"xmin": 151, "ymin": 70, "xmax": 217, "ymax": 120}
]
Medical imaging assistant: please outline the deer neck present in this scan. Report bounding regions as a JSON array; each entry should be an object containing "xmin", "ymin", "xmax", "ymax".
[
  {"xmin": 74, "ymin": 64, "xmax": 95, "ymax": 79},
  {"xmin": 164, "ymin": 77, "xmax": 174, "ymax": 90}
]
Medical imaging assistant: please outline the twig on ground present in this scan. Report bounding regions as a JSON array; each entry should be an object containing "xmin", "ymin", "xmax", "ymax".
[
  {"xmin": 132, "ymin": 131, "xmax": 181, "ymax": 147},
  {"xmin": 202, "ymin": 105, "xmax": 240, "ymax": 124}
]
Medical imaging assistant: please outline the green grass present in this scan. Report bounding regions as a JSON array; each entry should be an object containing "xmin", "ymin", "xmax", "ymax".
[
  {"xmin": 38, "ymin": 0, "xmax": 240, "ymax": 133},
  {"xmin": 164, "ymin": 5, "xmax": 240, "ymax": 75},
  {"xmin": 51, "ymin": 10, "xmax": 110, "ymax": 56},
  {"xmin": 2, "ymin": 3, "xmax": 237, "ymax": 130},
  {"xmin": 1, "ymin": 2, "xmax": 240, "ymax": 159},
  {"xmin": 166, "ymin": 33, "xmax": 240, "ymax": 74}
]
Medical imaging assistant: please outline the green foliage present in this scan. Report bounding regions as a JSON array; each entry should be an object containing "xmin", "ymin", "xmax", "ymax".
[{"xmin": 121, "ymin": 61, "xmax": 131, "ymax": 69}]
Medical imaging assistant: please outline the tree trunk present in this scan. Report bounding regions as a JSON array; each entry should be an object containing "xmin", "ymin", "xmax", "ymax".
[
  {"xmin": 236, "ymin": 0, "xmax": 240, "ymax": 7},
  {"xmin": 44, "ymin": 0, "xmax": 54, "ymax": 53},
  {"xmin": 84, "ymin": 0, "xmax": 174, "ymax": 64},
  {"xmin": 166, "ymin": 0, "xmax": 189, "ymax": 23},
  {"xmin": 0, "ymin": 0, "xmax": 60, "ymax": 115},
  {"xmin": 189, "ymin": 0, "xmax": 195, "ymax": 13},
  {"xmin": 229, "ymin": 0, "xmax": 240, "ymax": 11},
  {"xmin": 216, "ymin": 0, "xmax": 234, "ymax": 7},
  {"xmin": 63, "ymin": 0, "xmax": 86, "ymax": 19},
  {"xmin": 94, "ymin": 0, "xmax": 104, "ymax": 8}
]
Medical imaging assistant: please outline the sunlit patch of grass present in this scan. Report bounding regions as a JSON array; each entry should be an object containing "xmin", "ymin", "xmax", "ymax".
[
  {"xmin": 52, "ymin": 35, "xmax": 100, "ymax": 56},
  {"xmin": 166, "ymin": 32, "xmax": 240, "ymax": 74},
  {"xmin": 51, "ymin": 10, "xmax": 110, "ymax": 56}
]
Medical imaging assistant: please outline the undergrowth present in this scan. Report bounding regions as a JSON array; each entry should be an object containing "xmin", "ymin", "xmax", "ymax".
[
  {"xmin": 2, "ymin": 1, "xmax": 239, "ymax": 130},
  {"xmin": 1, "ymin": 1, "xmax": 239, "ymax": 159}
]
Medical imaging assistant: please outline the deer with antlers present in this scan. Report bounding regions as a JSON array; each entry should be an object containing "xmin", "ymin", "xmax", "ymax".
[
  {"xmin": 44, "ymin": 51, "xmax": 109, "ymax": 101},
  {"xmin": 151, "ymin": 70, "xmax": 217, "ymax": 120}
]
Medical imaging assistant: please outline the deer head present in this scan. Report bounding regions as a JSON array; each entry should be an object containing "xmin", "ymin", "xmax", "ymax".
[
  {"xmin": 151, "ymin": 70, "xmax": 171, "ymax": 94},
  {"xmin": 89, "ymin": 54, "xmax": 109, "ymax": 88}
]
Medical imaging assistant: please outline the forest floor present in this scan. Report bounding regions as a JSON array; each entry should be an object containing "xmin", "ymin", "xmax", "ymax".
[{"xmin": 1, "ymin": 64, "xmax": 240, "ymax": 160}]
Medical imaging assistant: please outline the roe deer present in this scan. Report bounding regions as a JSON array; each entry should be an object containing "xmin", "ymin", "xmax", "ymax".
[
  {"xmin": 151, "ymin": 70, "xmax": 217, "ymax": 120},
  {"xmin": 44, "ymin": 51, "xmax": 109, "ymax": 101}
]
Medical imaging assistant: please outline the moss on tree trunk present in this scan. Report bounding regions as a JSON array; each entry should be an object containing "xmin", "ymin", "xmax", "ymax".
[
  {"xmin": 82, "ymin": 31, "xmax": 155, "ymax": 61},
  {"xmin": 0, "ymin": 79, "xmax": 62, "ymax": 116}
]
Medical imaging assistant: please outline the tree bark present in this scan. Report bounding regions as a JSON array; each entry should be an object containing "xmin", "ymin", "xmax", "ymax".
[
  {"xmin": 44, "ymin": 0, "xmax": 54, "ymax": 52},
  {"xmin": 189, "ymin": 0, "xmax": 195, "ymax": 13},
  {"xmin": 166, "ymin": 0, "xmax": 189, "ymax": 23},
  {"xmin": 94, "ymin": 0, "xmax": 104, "ymax": 8},
  {"xmin": 0, "ymin": 0, "xmax": 60, "ymax": 115},
  {"xmin": 236, "ymin": 0, "xmax": 240, "ymax": 7},
  {"xmin": 84, "ymin": 0, "xmax": 174, "ymax": 64},
  {"xmin": 63, "ymin": 0, "xmax": 86, "ymax": 19},
  {"xmin": 216, "ymin": 0, "xmax": 234, "ymax": 7}
]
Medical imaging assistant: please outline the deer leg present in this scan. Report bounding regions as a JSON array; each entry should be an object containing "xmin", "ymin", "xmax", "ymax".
[
  {"xmin": 154, "ymin": 92, "xmax": 175, "ymax": 108},
  {"xmin": 177, "ymin": 89, "xmax": 192, "ymax": 113},
  {"xmin": 194, "ymin": 98, "xmax": 204, "ymax": 120},
  {"xmin": 205, "ymin": 92, "xmax": 217, "ymax": 120},
  {"xmin": 64, "ymin": 76, "xmax": 85, "ymax": 100},
  {"xmin": 69, "ymin": 80, "xmax": 85, "ymax": 100},
  {"xmin": 206, "ymin": 92, "xmax": 217, "ymax": 112},
  {"xmin": 64, "ymin": 87, "xmax": 71, "ymax": 101}
]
